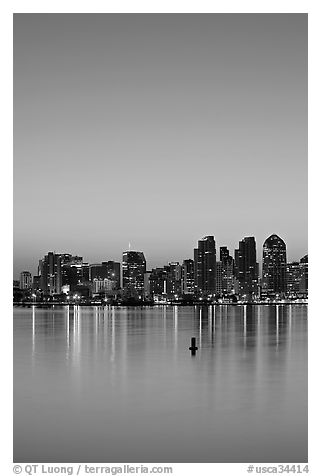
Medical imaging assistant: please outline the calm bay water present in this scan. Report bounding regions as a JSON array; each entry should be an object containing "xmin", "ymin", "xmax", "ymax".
[{"xmin": 13, "ymin": 305, "xmax": 307, "ymax": 463}]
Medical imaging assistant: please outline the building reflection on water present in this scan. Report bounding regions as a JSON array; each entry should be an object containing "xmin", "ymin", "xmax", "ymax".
[
  {"xmin": 28, "ymin": 304, "xmax": 306, "ymax": 372},
  {"xmin": 16, "ymin": 304, "xmax": 307, "ymax": 463}
]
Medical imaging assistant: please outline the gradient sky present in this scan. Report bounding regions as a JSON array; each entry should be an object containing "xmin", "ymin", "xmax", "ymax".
[{"xmin": 13, "ymin": 13, "xmax": 307, "ymax": 278}]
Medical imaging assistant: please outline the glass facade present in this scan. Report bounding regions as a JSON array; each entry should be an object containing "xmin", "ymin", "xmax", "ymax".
[
  {"xmin": 182, "ymin": 259, "xmax": 194, "ymax": 294},
  {"xmin": 235, "ymin": 237, "xmax": 259, "ymax": 299},
  {"xmin": 194, "ymin": 236, "xmax": 216, "ymax": 295},
  {"xmin": 262, "ymin": 234, "xmax": 287, "ymax": 295},
  {"xmin": 122, "ymin": 250, "xmax": 146, "ymax": 297}
]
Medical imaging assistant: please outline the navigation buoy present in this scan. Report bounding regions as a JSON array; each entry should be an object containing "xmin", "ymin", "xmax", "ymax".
[{"xmin": 189, "ymin": 337, "xmax": 198, "ymax": 355}]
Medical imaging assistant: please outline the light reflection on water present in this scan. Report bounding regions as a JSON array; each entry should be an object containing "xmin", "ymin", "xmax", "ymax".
[{"xmin": 14, "ymin": 305, "xmax": 307, "ymax": 463}]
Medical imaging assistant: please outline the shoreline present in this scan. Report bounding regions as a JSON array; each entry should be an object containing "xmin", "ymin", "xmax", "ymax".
[{"xmin": 13, "ymin": 301, "xmax": 308, "ymax": 308}]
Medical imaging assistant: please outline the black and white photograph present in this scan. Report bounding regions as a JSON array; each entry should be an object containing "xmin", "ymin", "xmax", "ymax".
[{"xmin": 11, "ymin": 8, "xmax": 310, "ymax": 473}]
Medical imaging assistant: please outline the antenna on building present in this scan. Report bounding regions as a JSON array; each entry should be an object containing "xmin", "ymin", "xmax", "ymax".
[{"xmin": 128, "ymin": 242, "xmax": 131, "ymax": 251}]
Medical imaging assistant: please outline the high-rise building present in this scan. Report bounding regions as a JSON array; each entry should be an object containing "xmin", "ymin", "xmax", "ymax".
[
  {"xmin": 122, "ymin": 250, "xmax": 146, "ymax": 297},
  {"xmin": 234, "ymin": 249, "xmax": 239, "ymax": 281},
  {"xmin": 149, "ymin": 267, "xmax": 167, "ymax": 298},
  {"xmin": 61, "ymin": 255, "xmax": 84, "ymax": 292},
  {"xmin": 286, "ymin": 261, "xmax": 301, "ymax": 295},
  {"xmin": 235, "ymin": 237, "xmax": 259, "ymax": 299},
  {"xmin": 82, "ymin": 263, "xmax": 90, "ymax": 283},
  {"xmin": 148, "ymin": 263, "xmax": 182, "ymax": 299},
  {"xmin": 220, "ymin": 246, "xmax": 230, "ymax": 262},
  {"xmin": 262, "ymin": 234, "xmax": 287, "ymax": 295},
  {"xmin": 182, "ymin": 259, "xmax": 194, "ymax": 295},
  {"xmin": 299, "ymin": 254, "xmax": 308, "ymax": 294},
  {"xmin": 32, "ymin": 275, "xmax": 41, "ymax": 291},
  {"xmin": 38, "ymin": 252, "xmax": 62, "ymax": 295},
  {"xmin": 194, "ymin": 236, "xmax": 216, "ymax": 296},
  {"xmin": 144, "ymin": 271, "xmax": 152, "ymax": 299},
  {"xmin": 165, "ymin": 262, "xmax": 182, "ymax": 297},
  {"xmin": 20, "ymin": 271, "xmax": 32, "ymax": 290},
  {"xmin": 220, "ymin": 246, "xmax": 234, "ymax": 295},
  {"xmin": 216, "ymin": 262, "xmax": 223, "ymax": 295},
  {"xmin": 104, "ymin": 261, "xmax": 121, "ymax": 289},
  {"xmin": 89, "ymin": 263, "xmax": 106, "ymax": 281}
]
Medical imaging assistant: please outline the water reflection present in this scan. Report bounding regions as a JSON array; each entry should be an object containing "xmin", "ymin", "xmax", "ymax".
[
  {"xmin": 28, "ymin": 304, "xmax": 303, "ymax": 369},
  {"xmin": 14, "ymin": 305, "xmax": 308, "ymax": 463},
  {"xmin": 173, "ymin": 306, "xmax": 178, "ymax": 354}
]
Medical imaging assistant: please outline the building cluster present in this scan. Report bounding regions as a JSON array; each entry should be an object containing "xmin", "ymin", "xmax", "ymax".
[{"xmin": 14, "ymin": 234, "xmax": 308, "ymax": 304}]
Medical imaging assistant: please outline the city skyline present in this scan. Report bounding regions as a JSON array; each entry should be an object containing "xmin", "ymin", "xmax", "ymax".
[
  {"xmin": 14, "ymin": 231, "xmax": 307, "ymax": 280},
  {"xmin": 14, "ymin": 233, "xmax": 308, "ymax": 304},
  {"xmin": 14, "ymin": 14, "xmax": 307, "ymax": 278}
]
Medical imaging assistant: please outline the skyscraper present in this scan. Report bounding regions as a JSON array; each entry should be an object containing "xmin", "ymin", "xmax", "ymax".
[
  {"xmin": 32, "ymin": 275, "xmax": 41, "ymax": 291},
  {"xmin": 216, "ymin": 261, "xmax": 223, "ymax": 295},
  {"xmin": 38, "ymin": 252, "xmax": 62, "ymax": 295},
  {"xmin": 299, "ymin": 254, "xmax": 308, "ymax": 294},
  {"xmin": 220, "ymin": 246, "xmax": 234, "ymax": 295},
  {"xmin": 286, "ymin": 261, "xmax": 301, "ymax": 295},
  {"xmin": 262, "ymin": 234, "xmax": 287, "ymax": 295},
  {"xmin": 182, "ymin": 259, "xmax": 194, "ymax": 295},
  {"xmin": 220, "ymin": 246, "xmax": 230, "ymax": 262},
  {"xmin": 61, "ymin": 255, "xmax": 85, "ymax": 293},
  {"xmin": 165, "ymin": 262, "xmax": 182, "ymax": 298},
  {"xmin": 194, "ymin": 236, "xmax": 216, "ymax": 296},
  {"xmin": 149, "ymin": 267, "xmax": 167, "ymax": 298},
  {"xmin": 144, "ymin": 271, "xmax": 152, "ymax": 299},
  {"xmin": 20, "ymin": 271, "xmax": 32, "ymax": 290},
  {"xmin": 122, "ymin": 250, "xmax": 146, "ymax": 297},
  {"xmin": 105, "ymin": 261, "xmax": 121, "ymax": 289},
  {"xmin": 235, "ymin": 237, "xmax": 258, "ymax": 299}
]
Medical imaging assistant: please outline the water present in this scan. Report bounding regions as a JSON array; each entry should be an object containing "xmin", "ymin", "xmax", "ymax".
[{"xmin": 13, "ymin": 305, "xmax": 308, "ymax": 463}]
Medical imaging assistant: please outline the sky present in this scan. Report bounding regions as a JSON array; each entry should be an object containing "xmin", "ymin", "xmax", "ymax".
[{"xmin": 13, "ymin": 13, "xmax": 307, "ymax": 278}]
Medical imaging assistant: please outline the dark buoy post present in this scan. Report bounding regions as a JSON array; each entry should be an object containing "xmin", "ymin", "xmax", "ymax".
[{"xmin": 189, "ymin": 337, "xmax": 198, "ymax": 355}]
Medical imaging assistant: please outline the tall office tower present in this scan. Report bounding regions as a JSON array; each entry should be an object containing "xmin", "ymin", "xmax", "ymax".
[
  {"xmin": 89, "ymin": 263, "xmax": 106, "ymax": 281},
  {"xmin": 144, "ymin": 271, "xmax": 152, "ymax": 298},
  {"xmin": 82, "ymin": 263, "xmax": 90, "ymax": 283},
  {"xmin": 220, "ymin": 246, "xmax": 234, "ymax": 295},
  {"xmin": 122, "ymin": 250, "xmax": 146, "ymax": 297},
  {"xmin": 149, "ymin": 267, "xmax": 168, "ymax": 297},
  {"xmin": 262, "ymin": 234, "xmax": 287, "ymax": 295},
  {"xmin": 61, "ymin": 255, "xmax": 84, "ymax": 292},
  {"xmin": 38, "ymin": 252, "xmax": 62, "ymax": 295},
  {"xmin": 235, "ymin": 237, "xmax": 259, "ymax": 298},
  {"xmin": 32, "ymin": 275, "xmax": 41, "ymax": 291},
  {"xmin": 234, "ymin": 249, "xmax": 239, "ymax": 280},
  {"xmin": 286, "ymin": 262, "xmax": 301, "ymax": 295},
  {"xmin": 182, "ymin": 259, "xmax": 194, "ymax": 295},
  {"xmin": 20, "ymin": 271, "xmax": 32, "ymax": 290},
  {"xmin": 216, "ymin": 262, "xmax": 223, "ymax": 295},
  {"xmin": 299, "ymin": 254, "xmax": 308, "ymax": 294},
  {"xmin": 104, "ymin": 261, "xmax": 121, "ymax": 289},
  {"xmin": 194, "ymin": 236, "xmax": 216, "ymax": 296},
  {"xmin": 165, "ymin": 262, "xmax": 182, "ymax": 297},
  {"xmin": 220, "ymin": 246, "xmax": 230, "ymax": 262}
]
